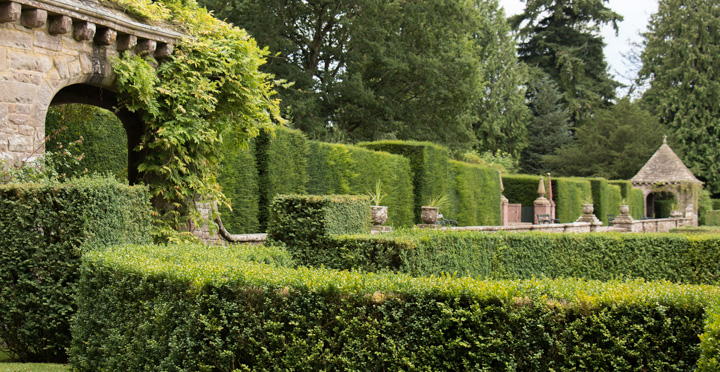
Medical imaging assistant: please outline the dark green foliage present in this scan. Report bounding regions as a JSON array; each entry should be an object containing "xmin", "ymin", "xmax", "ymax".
[
  {"xmin": 640, "ymin": 0, "xmax": 720, "ymax": 193},
  {"xmin": 256, "ymin": 127, "xmax": 309, "ymax": 230},
  {"xmin": 502, "ymin": 174, "xmax": 541, "ymax": 207},
  {"xmin": 306, "ymin": 141, "xmax": 414, "ymax": 227},
  {"xmin": 510, "ymin": 0, "xmax": 621, "ymax": 124},
  {"xmin": 45, "ymin": 104, "xmax": 128, "ymax": 179},
  {"xmin": 706, "ymin": 211, "xmax": 720, "ymax": 227},
  {"xmin": 359, "ymin": 141, "xmax": 454, "ymax": 222},
  {"xmin": 451, "ymin": 160, "xmax": 501, "ymax": 226},
  {"xmin": 0, "ymin": 176, "xmax": 151, "ymax": 362},
  {"xmin": 545, "ymin": 99, "xmax": 666, "ymax": 179},
  {"xmin": 218, "ymin": 140, "xmax": 259, "ymax": 233},
  {"xmin": 71, "ymin": 243, "xmax": 720, "ymax": 371},
  {"xmin": 671, "ymin": 226, "xmax": 720, "ymax": 234},
  {"xmin": 712, "ymin": 200, "xmax": 720, "ymax": 210},
  {"xmin": 520, "ymin": 68, "xmax": 573, "ymax": 174},
  {"xmin": 472, "ymin": 0, "xmax": 530, "ymax": 156},
  {"xmin": 201, "ymin": 0, "xmax": 489, "ymax": 147},
  {"xmin": 553, "ymin": 177, "xmax": 592, "ymax": 223},
  {"xmin": 266, "ymin": 194, "xmax": 370, "ymax": 267},
  {"xmin": 329, "ymin": 230, "xmax": 720, "ymax": 285}
]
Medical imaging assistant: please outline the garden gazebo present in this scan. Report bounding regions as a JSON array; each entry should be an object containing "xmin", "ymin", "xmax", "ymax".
[{"xmin": 631, "ymin": 136, "xmax": 703, "ymax": 221}]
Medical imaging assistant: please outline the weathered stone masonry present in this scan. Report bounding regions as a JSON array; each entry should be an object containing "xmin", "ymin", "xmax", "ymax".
[{"xmin": 0, "ymin": 0, "xmax": 181, "ymax": 165}]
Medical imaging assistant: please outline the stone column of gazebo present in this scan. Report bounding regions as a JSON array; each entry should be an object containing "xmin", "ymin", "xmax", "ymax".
[{"xmin": 630, "ymin": 136, "xmax": 702, "ymax": 226}]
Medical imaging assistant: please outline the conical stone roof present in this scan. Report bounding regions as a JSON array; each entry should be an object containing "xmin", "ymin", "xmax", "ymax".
[{"xmin": 631, "ymin": 137, "xmax": 702, "ymax": 185}]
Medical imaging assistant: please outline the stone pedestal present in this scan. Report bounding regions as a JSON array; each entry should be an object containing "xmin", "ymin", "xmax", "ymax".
[
  {"xmin": 611, "ymin": 209, "xmax": 634, "ymax": 232},
  {"xmin": 575, "ymin": 204, "xmax": 603, "ymax": 231},
  {"xmin": 500, "ymin": 195, "xmax": 509, "ymax": 226}
]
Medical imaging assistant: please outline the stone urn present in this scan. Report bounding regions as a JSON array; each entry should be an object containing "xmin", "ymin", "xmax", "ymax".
[
  {"xmin": 582, "ymin": 203, "xmax": 594, "ymax": 214},
  {"xmin": 371, "ymin": 206, "xmax": 388, "ymax": 226},
  {"xmin": 619, "ymin": 205, "xmax": 630, "ymax": 215},
  {"xmin": 670, "ymin": 210, "xmax": 683, "ymax": 218},
  {"xmin": 421, "ymin": 206, "xmax": 440, "ymax": 224}
]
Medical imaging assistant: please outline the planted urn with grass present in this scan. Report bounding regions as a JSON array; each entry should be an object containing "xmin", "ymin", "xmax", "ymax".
[
  {"xmin": 421, "ymin": 190, "xmax": 449, "ymax": 224},
  {"xmin": 367, "ymin": 180, "xmax": 388, "ymax": 226}
]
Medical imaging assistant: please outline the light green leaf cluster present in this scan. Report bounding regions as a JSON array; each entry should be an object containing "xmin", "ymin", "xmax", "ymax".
[
  {"xmin": 86, "ymin": 243, "xmax": 720, "ymax": 311},
  {"xmin": 108, "ymin": 0, "xmax": 284, "ymax": 236}
]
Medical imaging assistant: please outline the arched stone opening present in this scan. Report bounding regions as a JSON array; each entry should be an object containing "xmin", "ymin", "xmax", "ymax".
[
  {"xmin": 48, "ymin": 84, "xmax": 145, "ymax": 184},
  {"xmin": 645, "ymin": 190, "xmax": 678, "ymax": 219}
]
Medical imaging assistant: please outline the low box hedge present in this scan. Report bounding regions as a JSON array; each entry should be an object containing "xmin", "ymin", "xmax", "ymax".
[
  {"xmin": 0, "ymin": 176, "xmax": 152, "ymax": 362},
  {"xmin": 71, "ymin": 243, "xmax": 720, "ymax": 371},
  {"xmin": 322, "ymin": 230, "xmax": 720, "ymax": 285}
]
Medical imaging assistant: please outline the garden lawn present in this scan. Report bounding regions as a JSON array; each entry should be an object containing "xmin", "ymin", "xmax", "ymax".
[{"xmin": 0, "ymin": 351, "xmax": 68, "ymax": 372}]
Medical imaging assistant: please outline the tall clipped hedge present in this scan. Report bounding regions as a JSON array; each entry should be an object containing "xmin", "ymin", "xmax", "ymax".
[
  {"xmin": 705, "ymin": 211, "xmax": 720, "ymax": 226},
  {"xmin": 630, "ymin": 188, "xmax": 645, "ymax": 218},
  {"xmin": 609, "ymin": 180, "xmax": 644, "ymax": 219},
  {"xmin": 326, "ymin": 230, "xmax": 720, "ymax": 284},
  {"xmin": 306, "ymin": 141, "xmax": 414, "ymax": 226},
  {"xmin": 501, "ymin": 174, "xmax": 540, "ymax": 207},
  {"xmin": 0, "ymin": 177, "xmax": 152, "ymax": 362},
  {"xmin": 266, "ymin": 194, "xmax": 370, "ymax": 267},
  {"xmin": 45, "ymin": 104, "xmax": 128, "ymax": 179},
  {"xmin": 589, "ymin": 178, "xmax": 612, "ymax": 224},
  {"xmin": 71, "ymin": 243, "xmax": 720, "ymax": 371},
  {"xmin": 606, "ymin": 184, "xmax": 622, "ymax": 219},
  {"xmin": 553, "ymin": 177, "xmax": 592, "ymax": 222},
  {"xmin": 218, "ymin": 140, "xmax": 259, "ymax": 233},
  {"xmin": 451, "ymin": 160, "xmax": 501, "ymax": 226},
  {"xmin": 256, "ymin": 127, "xmax": 309, "ymax": 230},
  {"xmin": 359, "ymin": 141, "xmax": 454, "ymax": 222}
]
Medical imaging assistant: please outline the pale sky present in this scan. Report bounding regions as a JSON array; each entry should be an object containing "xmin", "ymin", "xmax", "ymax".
[{"xmin": 498, "ymin": 0, "xmax": 659, "ymax": 95}]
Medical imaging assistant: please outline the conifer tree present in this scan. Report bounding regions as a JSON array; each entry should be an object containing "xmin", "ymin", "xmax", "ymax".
[
  {"xmin": 510, "ymin": 0, "xmax": 621, "ymax": 124},
  {"xmin": 520, "ymin": 69, "xmax": 572, "ymax": 174},
  {"xmin": 639, "ymin": 0, "xmax": 720, "ymax": 193}
]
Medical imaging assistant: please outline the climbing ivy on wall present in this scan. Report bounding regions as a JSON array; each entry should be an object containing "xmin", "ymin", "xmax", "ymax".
[{"xmin": 108, "ymin": 0, "xmax": 283, "ymax": 237}]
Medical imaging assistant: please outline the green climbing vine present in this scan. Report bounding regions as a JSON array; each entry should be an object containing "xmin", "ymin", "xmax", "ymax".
[{"xmin": 109, "ymin": 0, "xmax": 283, "ymax": 239}]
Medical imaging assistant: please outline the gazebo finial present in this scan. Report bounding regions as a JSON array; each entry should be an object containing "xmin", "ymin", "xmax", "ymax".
[{"xmin": 663, "ymin": 134, "xmax": 667, "ymax": 144}]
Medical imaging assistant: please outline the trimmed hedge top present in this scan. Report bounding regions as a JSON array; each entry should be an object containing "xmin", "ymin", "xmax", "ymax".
[{"xmin": 83, "ymin": 243, "xmax": 720, "ymax": 310}]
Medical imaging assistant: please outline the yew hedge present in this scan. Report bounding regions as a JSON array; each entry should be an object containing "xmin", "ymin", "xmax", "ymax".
[{"xmin": 0, "ymin": 177, "xmax": 151, "ymax": 362}]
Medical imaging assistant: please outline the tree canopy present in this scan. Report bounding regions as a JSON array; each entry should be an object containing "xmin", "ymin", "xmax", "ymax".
[
  {"xmin": 544, "ymin": 98, "xmax": 666, "ymax": 180},
  {"xmin": 639, "ymin": 0, "xmax": 720, "ymax": 193},
  {"xmin": 201, "ymin": 0, "xmax": 527, "ymax": 151},
  {"xmin": 510, "ymin": 0, "xmax": 621, "ymax": 124}
]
